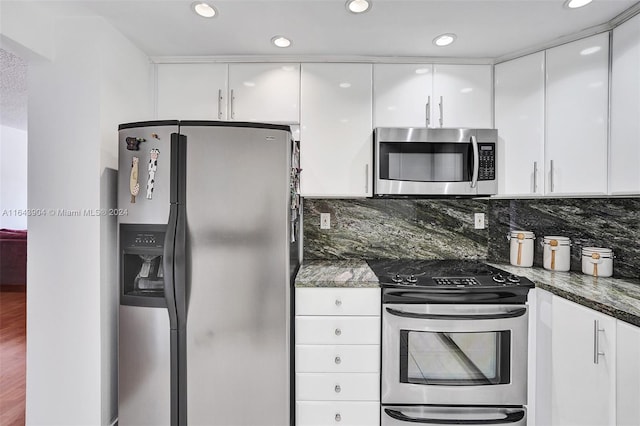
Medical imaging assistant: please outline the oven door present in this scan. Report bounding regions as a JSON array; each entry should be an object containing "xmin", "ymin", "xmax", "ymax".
[
  {"xmin": 381, "ymin": 406, "xmax": 527, "ymax": 426},
  {"xmin": 382, "ymin": 303, "xmax": 528, "ymax": 405}
]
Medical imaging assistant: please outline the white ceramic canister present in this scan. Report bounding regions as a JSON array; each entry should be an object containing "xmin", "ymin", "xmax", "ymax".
[
  {"xmin": 542, "ymin": 236, "xmax": 571, "ymax": 272},
  {"xmin": 507, "ymin": 231, "xmax": 535, "ymax": 267},
  {"xmin": 582, "ymin": 247, "xmax": 614, "ymax": 277}
]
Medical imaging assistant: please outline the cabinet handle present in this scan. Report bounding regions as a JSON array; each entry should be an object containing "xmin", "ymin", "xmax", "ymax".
[
  {"xmin": 335, "ymin": 299, "xmax": 342, "ymax": 307},
  {"xmin": 335, "ymin": 356, "xmax": 341, "ymax": 364},
  {"xmin": 426, "ymin": 96, "xmax": 431, "ymax": 127},
  {"xmin": 230, "ymin": 89, "xmax": 235, "ymax": 119},
  {"xmin": 550, "ymin": 160, "xmax": 554, "ymax": 193},
  {"xmin": 365, "ymin": 164, "xmax": 369, "ymax": 194},
  {"xmin": 334, "ymin": 385, "xmax": 341, "ymax": 393},
  {"xmin": 533, "ymin": 161, "xmax": 538, "ymax": 193},
  {"xmin": 594, "ymin": 320, "xmax": 605, "ymax": 364},
  {"xmin": 217, "ymin": 89, "xmax": 223, "ymax": 119},
  {"xmin": 335, "ymin": 413, "xmax": 342, "ymax": 422},
  {"xmin": 334, "ymin": 328, "xmax": 342, "ymax": 336},
  {"xmin": 438, "ymin": 96, "xmax": 443, "ymax": 127}
]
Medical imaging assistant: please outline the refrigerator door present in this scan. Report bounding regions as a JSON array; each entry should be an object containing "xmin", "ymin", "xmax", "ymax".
[{"xmin": 180, "ymin": 123, "xmax": 292, "ymax": 425}]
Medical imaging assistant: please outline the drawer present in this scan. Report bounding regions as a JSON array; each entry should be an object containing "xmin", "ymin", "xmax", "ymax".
[
  {"xmin": 296, "ymin": 316, "xmax": 380, "ymax": 345},
  {"xmin": 296, "ymin": 373, "xmax": 380, "ymax": 401},
  {"xmin": 297, "ymin": 401, "xmax": 380, "ymax": 426},
  {"xmin": 296, "ymin": 288, "xmax": 380, "ymax": 316},
  {"xmin": 296, "ymin": 345, "xmax": 380, "ymax": 373}
]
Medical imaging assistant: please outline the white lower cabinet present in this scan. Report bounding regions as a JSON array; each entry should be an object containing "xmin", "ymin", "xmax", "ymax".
[
  {"xmin": 296, "ymin": 287, "xmax": 381, "ymax": 426},
  {"xmin": 617, "ymin": 320, "xmax": 640, "ymax": 426},
  {"xmin": 550, "ymin": 295, "xmax": 616, "ymax": 426}
]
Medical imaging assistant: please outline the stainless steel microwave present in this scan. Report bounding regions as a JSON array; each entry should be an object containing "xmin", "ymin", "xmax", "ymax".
[{"xmin": 374, "ymin": 128, "xmax": 498, "ymax": 197}]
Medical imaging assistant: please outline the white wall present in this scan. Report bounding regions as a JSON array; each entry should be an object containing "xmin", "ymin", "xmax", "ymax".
[
  {"xmin": 21, "ymin": 15, "xmax": 151, "ymax": 425},
  {"xmin": 0, "ymin": 125, "xmax": 28, "ymax": 229}
]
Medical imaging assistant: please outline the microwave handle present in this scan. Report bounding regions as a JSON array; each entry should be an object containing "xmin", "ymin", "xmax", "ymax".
[
  {"xmin": 383, "ymin": 408, "xmax": 526, "ymax": 425},
  {"xmin": 470, "ymin": 135, "xmax": 479, "ymax": 189}
]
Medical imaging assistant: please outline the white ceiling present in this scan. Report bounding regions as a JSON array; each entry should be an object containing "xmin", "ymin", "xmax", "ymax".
[
  {"xmin": 1, "ymin": 0, "xmax": 638, "ymax": 131},
  {"xmin": 59, "ymin": 0, "xmax": 638, "ymax": 58}
]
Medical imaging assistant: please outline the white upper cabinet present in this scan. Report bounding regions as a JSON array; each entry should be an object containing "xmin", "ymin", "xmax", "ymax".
[
  {"xmin": 373, "ymin": 64, "xmax": 492, "ymax": 129},
  {"xmin": 373, "ymin": 64, "xmax": 433, "ymax": 127},
  {"xmin": 545, "ymin": 33, "xmax": 609, "ymax": 195},
  {"xmin": 157, "ymin": 63, "xmax": 228, "ymax": 120},
  {"xmin": 611, "ymin": 14, "xmax": 640, "ymax": 195},
  {"xmin": 227, "ymin": 63, "xmax": 300, "ymax": 123},
  {"xmin": 433, "ymin": 64, "xmax": 493, "ymax": 128},
  {"xmin": 495, "ymin": 52, "xmax": 545, "ymax": 196},
  {"xmin": 156, "ymin": 63, "xmax": 299, "ymax": 123},
  {"xmin": 300, "ymin": 63, "xmax": 373, "ymax": 197}
]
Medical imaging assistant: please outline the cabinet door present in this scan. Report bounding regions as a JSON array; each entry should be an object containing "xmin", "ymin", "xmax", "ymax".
[
  {"xmin": 495, "ymin": 52, "xmax": 545, "ymax": 196},
  {"xmin": 373, "ymin": 64, "xmax": 433, "ymax": 127},
  {"xmin": 300, "ymin": 63, "xmax": 373, "ymax": 197},
  {"xmin": 156, "ymin": 63, "xmax": 227, "ymax": 120},
  {"xmin": 617, "ymin": 320, "xmax": 640, "ymax": 426},
  {"xmin": 611, "ymin": 15, "xmax": 640, "ymax": 195},
  {"xmin": 545, "ymin": 33, "xmax": 609, "ymax": 195},
  {"xmin": 432, "ymin": 64, "xmax": 492, "ymax": 128},
  {"xmin": 551, "ymin": 296, "xmax": 616, "ymax": 426},
  {"xmin": 227, "ymin": 63, "xmax": 300, "ymax": 123}
]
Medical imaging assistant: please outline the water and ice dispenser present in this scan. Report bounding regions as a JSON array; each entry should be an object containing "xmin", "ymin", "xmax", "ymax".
[{"xmin": 120, "ymin": 224, "xmax": 167, "ymax": 307}]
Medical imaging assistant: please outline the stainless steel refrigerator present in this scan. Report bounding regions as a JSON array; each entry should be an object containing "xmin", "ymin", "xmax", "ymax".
[{"xmin": 117, "ymin": 121, "xmax": 301, "ymax": 425}]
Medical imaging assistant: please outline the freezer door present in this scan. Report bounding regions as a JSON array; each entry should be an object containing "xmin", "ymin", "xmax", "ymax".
[{"xmin": 180, "ymin": 124, "xmax": 291, "ymax": 425}]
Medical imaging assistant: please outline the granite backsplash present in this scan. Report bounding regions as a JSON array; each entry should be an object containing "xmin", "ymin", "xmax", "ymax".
[
  {"xmin": 303, "ymin": 199, "xmax": 490, "ymax": 260},
  {"xmin": 303, "ymin": 197, "xmax": 639, "ymax": 279},
  {"xmin": 487, "ymin": 198, "xmax": 640, "ymax": 279}
]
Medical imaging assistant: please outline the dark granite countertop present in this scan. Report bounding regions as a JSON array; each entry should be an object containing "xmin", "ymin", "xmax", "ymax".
[
  {"xmin": 294, "ymin": 260, "xmax": 379, "ymax": 288},
  {"xmin": 294, "ymin": 260, "xmax": 640, "ymax": 327},
  {"xmin": 490, "ymin": 263, "xmax": 640, "ymax": 327}
]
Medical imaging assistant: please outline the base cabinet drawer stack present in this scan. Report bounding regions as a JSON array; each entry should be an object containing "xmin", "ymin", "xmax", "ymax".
[{"xmin": 295, "ymin": 287, "xmax": 381, "ymax": 426}]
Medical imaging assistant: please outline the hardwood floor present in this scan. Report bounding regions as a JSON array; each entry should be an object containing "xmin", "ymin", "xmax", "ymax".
[{"xmin": 0, "ymin": 286, "xmax": 26, "ymax": 426}]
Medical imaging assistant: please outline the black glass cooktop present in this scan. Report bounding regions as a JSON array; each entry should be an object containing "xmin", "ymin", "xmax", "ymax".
[{"xmin": 366, "ymin": 259, "xmax": 534, "ymax": 289}]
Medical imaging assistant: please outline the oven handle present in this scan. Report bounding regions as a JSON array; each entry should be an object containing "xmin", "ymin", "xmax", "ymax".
[
  {"xmin": 383, "ymin": 408, "xmax": 526, "ymax": 425},
  {"xmin": 385, "ymin": 307, "xmax": 527, "ymax": 320}
]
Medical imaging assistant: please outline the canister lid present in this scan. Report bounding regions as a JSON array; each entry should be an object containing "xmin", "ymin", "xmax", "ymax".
[
  {"xmin": 509, "ymin": 230, "xmax": 535, "ymax": 240},
  {"xmin": 582, "ymin": 247, "xmax": 614, "ymax": 258},
  {"xmin": 543, "ymin": 236, "xmax": 571, "ymax": 246}
]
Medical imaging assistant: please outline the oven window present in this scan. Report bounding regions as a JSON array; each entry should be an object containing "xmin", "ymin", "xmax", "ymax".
[
  {"xmin": 399, "ymin": 330, "xmax": 511, "ymax": 386},
  {"xmin": 379, "ymin": 142, "xmax": 472, "ymax": 182}
]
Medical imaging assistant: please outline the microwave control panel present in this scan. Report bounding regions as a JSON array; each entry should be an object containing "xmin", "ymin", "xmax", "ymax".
[{"xmin": 478, "ymin": 143, "xmax": 496, "ymax": 181}]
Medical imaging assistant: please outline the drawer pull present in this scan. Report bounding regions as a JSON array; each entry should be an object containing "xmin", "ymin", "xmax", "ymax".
[
  {"xmin": 334, "ymin": 385, "xmax": 341, "ymax": 393},
  {"xmin": 335, "ymin": 413, "xmax": 342, "ymax": 422},
  {"xmin": 334, "ymin": 356, "xmax": 341, "ymax": 364},
  {"xmin": 335, "ymin": 299, "xmax": 342, "ymax": 307},
  {"xmin": 334, "ymin": 328, "xmax": 342, "ymax": 336}
]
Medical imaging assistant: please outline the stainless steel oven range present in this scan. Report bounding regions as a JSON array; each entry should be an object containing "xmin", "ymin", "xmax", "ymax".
[{"xmin": 367, "ymin": 259, "xmax": 534, "ymax": 426}]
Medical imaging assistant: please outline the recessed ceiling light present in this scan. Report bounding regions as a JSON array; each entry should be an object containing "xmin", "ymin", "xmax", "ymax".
[
  {"xmin": 565, "ymin": 0, "xmax": 593, "ymax": 8},
  {"xmin": 346, "ymin": 0, "xmax": 371, "ymax": 14},
  {"xmin": 271, "ymin": 36, "xmax": 292, "ymax": 48},
  {"xmin": 433, "ymin": 33, "xmax": 457, "ymax": 47},
  {"xmin": 192, "ymin": 2, "xmax": 217, "ymax": 18},
  {"xmin": 580, "ymin": 46, "xmax": 601, "ymax": 56},
  {"xmin": 415, "ymin": 68, "xmax": 430, "ymax": 75}
]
